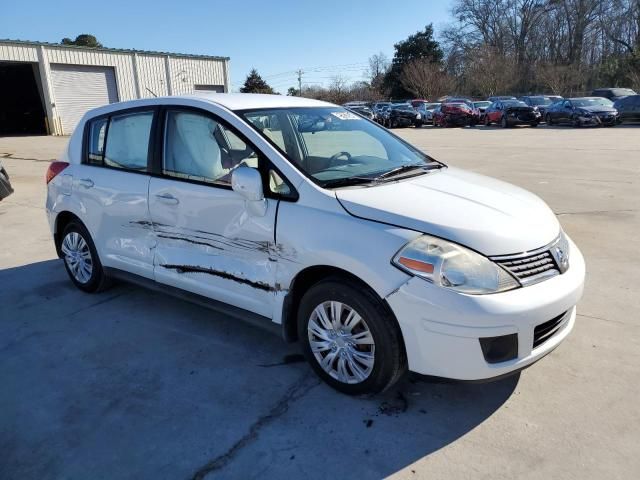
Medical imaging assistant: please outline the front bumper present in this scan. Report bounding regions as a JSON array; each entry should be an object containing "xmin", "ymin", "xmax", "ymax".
[
  {"xmin": 576, "ymin": 113, "xmax": 618, "ymax": 126},
  {"xmin": 386, "ymin": 237, "xmax": 585, "ymax": 380}
]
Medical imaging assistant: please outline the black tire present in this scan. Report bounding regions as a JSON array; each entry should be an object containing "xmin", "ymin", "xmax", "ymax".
[
  {"xmin": 297, "ymin": 277, "xmax": 407, "ymax": 395},
  {"xmin": 60, "ymin": 221, "xmax": 111, "ymax": 293},
  {"xmin": 572, "ymin": 116, "xmax": 581, "ymax": 128},
  {"xmin": 531, "ymin": 121, "xmax": 538, "ymax": 127},
  {"xmin": 484, "ymin": 115, "xmax": 491, "ymax": 127},
  {"xmin": 546, "ymin": 114, "xmax": 553, "ymax": 125},
  {"xmin": 501, "ymin": 115, "xmax": 509, "ymax": 128}
]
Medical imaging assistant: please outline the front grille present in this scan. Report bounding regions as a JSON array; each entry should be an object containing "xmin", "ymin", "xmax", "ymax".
[
  {"xmin": 533, "ymin": 311, "xmax": 568, "ymax": 349},
  {"xmin": 493, "ymin": 250, "xmax": 560, "ymax": 286}
]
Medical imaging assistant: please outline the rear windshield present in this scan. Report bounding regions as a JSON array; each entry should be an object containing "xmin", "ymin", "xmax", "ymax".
[
  {"xmin": 503, "ymin": 100, "xmax": 528, "ymax": 107},
  {"xmin": 528, "ymin": 97, "xmax": 553, "ymax": 106}
]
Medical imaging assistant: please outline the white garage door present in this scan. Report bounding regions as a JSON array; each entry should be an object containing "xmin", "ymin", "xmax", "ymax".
[{"xmin": 50, "ymin": 64, "xmax": 118, "ymax": 135}]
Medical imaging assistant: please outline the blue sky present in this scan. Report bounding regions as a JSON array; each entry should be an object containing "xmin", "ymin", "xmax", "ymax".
[{"xmin": 1, "ymin": 0, "xmax": 454, "ymax": 93}]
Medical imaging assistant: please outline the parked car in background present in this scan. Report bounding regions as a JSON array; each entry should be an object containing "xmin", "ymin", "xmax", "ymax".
[
  {"xmin": 519, "ymin": 96, "xmax": 560, "ymax": 119},
  {"xmin": 484, "ymin": 100, "xmax": 541, "ymax": 128},
  {"xmin": 46, "ymin": 93, "xmax": 585, "ymax": 395},
  {"xmin": 488, "ymin": 96, "xmax": 517, "ymax": 102},
  {"xmin": 410, "ymin": 99, "xmax": 428, "ymax": 108},
  {"xmin": 591, "ymin": 88, "xmax": 636, "ymax": 101},
  {"xmin": 387, "ymin": 103, "xmax": 422, "ymax": 128},
  {"xmin": 0, "ymin": 160, "xmax": 14, "ymax": 201},
  {"xmin": 415, "ymin": 102, "xmax": 441, "ymax": 125},
  {"xmin": 613, "ymin": 94, "xmax": 640, "ymax": 123},
  {"xmin": 433, "ymin": 102, "xmax": 476, "ymax": 127},
  {"xmin": 346, "ymin": 105, "xmax": 375, "ymax": 120},
  {"xmin": 447, "ymin": 98, "xmax": 481, "ymax": 124},
  {"xmin": 545, "ymin": 97, "xmax": 619, "ymax": 127},
  {"xmin": 473, "ymin": 101, "xmax": 492, "ymax": 120},
  {"xmin": 373, "ymin": 102, "xmax": 391, "ymax": 124}
]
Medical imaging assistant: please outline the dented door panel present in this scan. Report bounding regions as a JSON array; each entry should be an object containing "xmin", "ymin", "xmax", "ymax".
[{"xmin": 148, "ymin": 177, "xmax": 278, "ymax": 317}]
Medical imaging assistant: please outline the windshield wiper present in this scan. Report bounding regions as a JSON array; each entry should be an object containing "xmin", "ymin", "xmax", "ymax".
[
  {"xmin": 320, "ymin": 176, "xmax": 377, "ymax": 189},
  {"xmin": 374, "ymin": 162, "xmax": 442, "ymax": 182}
]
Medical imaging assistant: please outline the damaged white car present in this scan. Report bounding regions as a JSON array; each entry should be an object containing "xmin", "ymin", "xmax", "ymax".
[{"xmin": 46, "ymin": 94, "xmax": 585, "ymax": 395}]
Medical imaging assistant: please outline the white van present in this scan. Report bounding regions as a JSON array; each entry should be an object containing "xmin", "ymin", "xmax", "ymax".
[{"xmin": 46, "ymin": 94, "xmax": 585, "ymax": 394}]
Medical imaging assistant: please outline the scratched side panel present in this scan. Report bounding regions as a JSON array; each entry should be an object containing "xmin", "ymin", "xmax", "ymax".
[
  {"xmin": 147, "ymin": 177, "xmax": 280, "ymax": 318},
  {"xmin": 274, "ymin": 192, "xmax": 419, "ymax": 301}
]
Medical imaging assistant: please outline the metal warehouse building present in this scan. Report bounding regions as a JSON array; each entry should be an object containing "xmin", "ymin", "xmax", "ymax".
[{"xmin": 0, "ymin": 40, "xmax": 230, "ymax": 135}]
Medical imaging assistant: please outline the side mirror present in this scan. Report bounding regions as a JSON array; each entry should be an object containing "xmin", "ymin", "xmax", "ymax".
[{"xmin": 232, "ymin": 167, "xmax": 266, "ymax": 216}]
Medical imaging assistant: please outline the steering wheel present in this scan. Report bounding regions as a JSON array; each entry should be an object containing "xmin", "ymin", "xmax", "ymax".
[{"xmin": 329, "ymin": 151, "xmax": 352, "ymax": 165}]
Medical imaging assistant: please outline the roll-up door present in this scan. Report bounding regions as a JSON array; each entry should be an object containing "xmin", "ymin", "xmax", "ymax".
[{"xmin": 50, "ymin": 64, "xmax": 118, "ymax": 135}]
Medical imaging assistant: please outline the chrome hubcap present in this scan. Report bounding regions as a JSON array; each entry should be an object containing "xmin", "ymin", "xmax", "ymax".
[
  {"xmin": 61, "ymin": 231, "xmax": 93, "ymax": 284},
  {"xmin": 307, "ymin": 301, "xmax": 375, "ymax": 384}
]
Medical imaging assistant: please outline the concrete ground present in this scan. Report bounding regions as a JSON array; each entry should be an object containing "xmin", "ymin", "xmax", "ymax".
[{"xmin": 1, "ymin": 125, "xmax": 639, "ymax": 480}]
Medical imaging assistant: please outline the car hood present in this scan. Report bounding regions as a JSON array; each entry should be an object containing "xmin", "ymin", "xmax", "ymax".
[
  {"xmin": 335, "ymin": 167, "xmax": 559, "ymax": 256},
  {"xmin": 578, "ymin": 105, "xmax": 616, "ymax": 113}
]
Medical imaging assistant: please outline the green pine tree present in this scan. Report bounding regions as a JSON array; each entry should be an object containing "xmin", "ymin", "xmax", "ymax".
[{"xmin": 240, "ymin": 69, "xmax": 275, "ymax": 94}]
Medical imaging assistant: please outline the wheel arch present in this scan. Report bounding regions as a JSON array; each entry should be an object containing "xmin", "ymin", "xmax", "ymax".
[
  {"xmin": 53, "ymin": 211, "xmax": 85, "ymax": 257},
  {"xmin": 280, "ymin": 265, "xmax": 403, "ymax": 348}
]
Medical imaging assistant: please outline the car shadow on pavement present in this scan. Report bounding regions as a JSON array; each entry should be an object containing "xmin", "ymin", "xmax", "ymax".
[{"xmin": 1, "ymin": 259, "xmax": 518, "ymax": 480}]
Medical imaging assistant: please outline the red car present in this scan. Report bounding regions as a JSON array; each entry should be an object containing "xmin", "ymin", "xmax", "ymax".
[{"xmin": 433, "ymin": 102, "xmax": 476, "ymax": 127}]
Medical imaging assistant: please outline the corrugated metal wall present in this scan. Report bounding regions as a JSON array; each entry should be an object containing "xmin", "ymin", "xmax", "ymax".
[{"xmin": 0, "ymin": 41, "xmax": 229, "ymax": 134}]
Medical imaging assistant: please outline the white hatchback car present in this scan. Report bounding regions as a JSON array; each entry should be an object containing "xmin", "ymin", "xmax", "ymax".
[{"xmin": 46, "ymin": 94, "xmax": 585, "ymax": 395}]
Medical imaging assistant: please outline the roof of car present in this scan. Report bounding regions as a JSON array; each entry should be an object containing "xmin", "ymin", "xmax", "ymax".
[
  {"xmin": 189, "ymin": 93, "xmax": 334, "ymax": 110},
  {"xmin": 89, "ymin": 93, "xmax": 336, "ymax": 117}
]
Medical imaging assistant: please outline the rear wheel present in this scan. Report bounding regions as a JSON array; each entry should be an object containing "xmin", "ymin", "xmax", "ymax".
[
  {"xmin": 546, "ymin": 114, "xmax": 553, "ymax": 125},
  {"xmin": 501, "ymin": 115, "xmax": 509, "ymax": 128},
  {"xmin": 60, "ymin": 221, "xmax": 111, "ymax": 293},
  {"xmin": 484, "ymin": 115, "xmax": 491, "ymax": 126},
  {"xmin": 298, "ymin": 278, "xmax": 406, "ymax": 395}
]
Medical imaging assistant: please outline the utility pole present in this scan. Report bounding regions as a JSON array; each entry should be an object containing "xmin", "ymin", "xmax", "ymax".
[{"xmin": 297, "ymin": 69, "xmax": 303, "ymax": 96}]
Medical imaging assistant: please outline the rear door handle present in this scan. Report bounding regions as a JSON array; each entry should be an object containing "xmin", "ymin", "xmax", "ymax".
[
  {"xmin": 78, "ymin": 178, "xmax": 94, "ymax": 188},
  {"xmin": 155, "ymin": 192, "xmax": 179, "ymax": 205}
]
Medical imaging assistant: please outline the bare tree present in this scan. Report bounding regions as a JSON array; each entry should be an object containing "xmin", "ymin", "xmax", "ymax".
[
  {"xmin": 400, "ymin": 59, "xmax": 451, "ymax": 99},
  {"xmin": 465, "ymin": 46, "xmax": 518, "ymax": 96},
  {"xmin": 536, "ymin": 62, "xmax": 586, "ymax": 94},
  {"xmin": 368, "ymin": 52, "xmax": 390, "ymax": 79}
]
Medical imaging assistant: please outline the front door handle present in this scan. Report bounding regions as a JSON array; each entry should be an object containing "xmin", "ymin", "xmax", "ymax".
[
  {"xmin": 78, "ymin": 178, "xmax": 94, "ymax": 188},
  {"xmin": 155, "ymin": 192, "xmax": 179, "ymax": 205}
]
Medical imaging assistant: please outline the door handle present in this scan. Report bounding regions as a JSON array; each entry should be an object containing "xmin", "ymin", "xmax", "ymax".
[
  {"xmin": 78, "ymin": 178, "xmax": 94, "ymax": 188},
  {"xmin": 155, "ymin": 192, "xmax": 179, "ymax": 205}
]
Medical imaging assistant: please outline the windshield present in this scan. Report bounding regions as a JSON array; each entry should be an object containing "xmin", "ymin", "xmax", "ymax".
[
  {"xmin": 503, "ymin": 100, "xmax": 528, "ymax": 107},
  {"xmin": 242, "ymin": 107, "xmax": 441, "ymax": 187},
  {"xmin": 474, "ymin": 101, "xmax": 491, "ymax": 108},
  {"xmin": 393, "ymin": 105, "xmax": 414, "ymax": 111},
  {"xmin": 610, "ymin": 88, "xmax": 636, "ymax": 97},
  {"xmin": 528, "ymin": 97, "xmax": 552, "ymax": 106},
  {"xmin": 573, "ymin": 98, "xmax": 614, "ymax": 107}
]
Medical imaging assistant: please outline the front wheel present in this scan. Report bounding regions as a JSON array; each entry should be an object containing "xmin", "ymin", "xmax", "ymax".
[
  {"xmin": 298, "ymin": 278, "xmax": 407, "ymax": 395},
  {"xmin": 501, "ymin": 115, "xmax": 509, "ymax": 128},
  {"xmin": 546, "ymin": 114, "xmax": 553, "ymax": 125}
]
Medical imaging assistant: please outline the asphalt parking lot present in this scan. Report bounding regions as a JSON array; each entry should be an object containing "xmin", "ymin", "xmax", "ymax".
[{"xmin": 1, "ymin": 125, "xmax": 639, "ymax": 480}]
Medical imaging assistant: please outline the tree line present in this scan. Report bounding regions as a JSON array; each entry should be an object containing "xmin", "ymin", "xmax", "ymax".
[{"xmin": 241, "ymin": 0, "xmax": 639, "ymax": 101}]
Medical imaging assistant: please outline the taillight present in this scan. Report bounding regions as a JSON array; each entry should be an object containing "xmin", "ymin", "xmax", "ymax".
[{"xmin": 46, "ymin": 161, "xmax": 69, "ymax": 184}]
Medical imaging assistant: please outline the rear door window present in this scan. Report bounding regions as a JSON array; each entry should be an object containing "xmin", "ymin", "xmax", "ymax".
[
  {"xmin": 86, "ymin": 110, "xmax": 154, "ymax": 171},
  {"xmin": 104, "ymin": 112, "xmax": 153, "ymax": 171}
]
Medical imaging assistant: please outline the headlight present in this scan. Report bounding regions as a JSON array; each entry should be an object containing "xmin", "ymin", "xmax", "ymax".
[
  {"xmin": 416, "ymin": 113, "xmax": 422, "ymax": 119},
  {"xmin": 392, "ymin": 235, "xmax": 519, "ymax": 294}
]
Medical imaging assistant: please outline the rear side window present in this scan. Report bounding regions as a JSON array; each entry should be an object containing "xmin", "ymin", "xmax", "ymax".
[
  {"xmin": 104, "ymin": 112, "xmax": 153, "ymax": 171},
  {"xmin": 85, "ymin": 110, "xmax": 154, "ymax": 171}
]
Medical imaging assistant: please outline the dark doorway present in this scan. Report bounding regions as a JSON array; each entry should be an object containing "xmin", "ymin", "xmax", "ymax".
[{"xmin": 0, "ymin": 62, "xmax": 47, "ymax": 135}]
